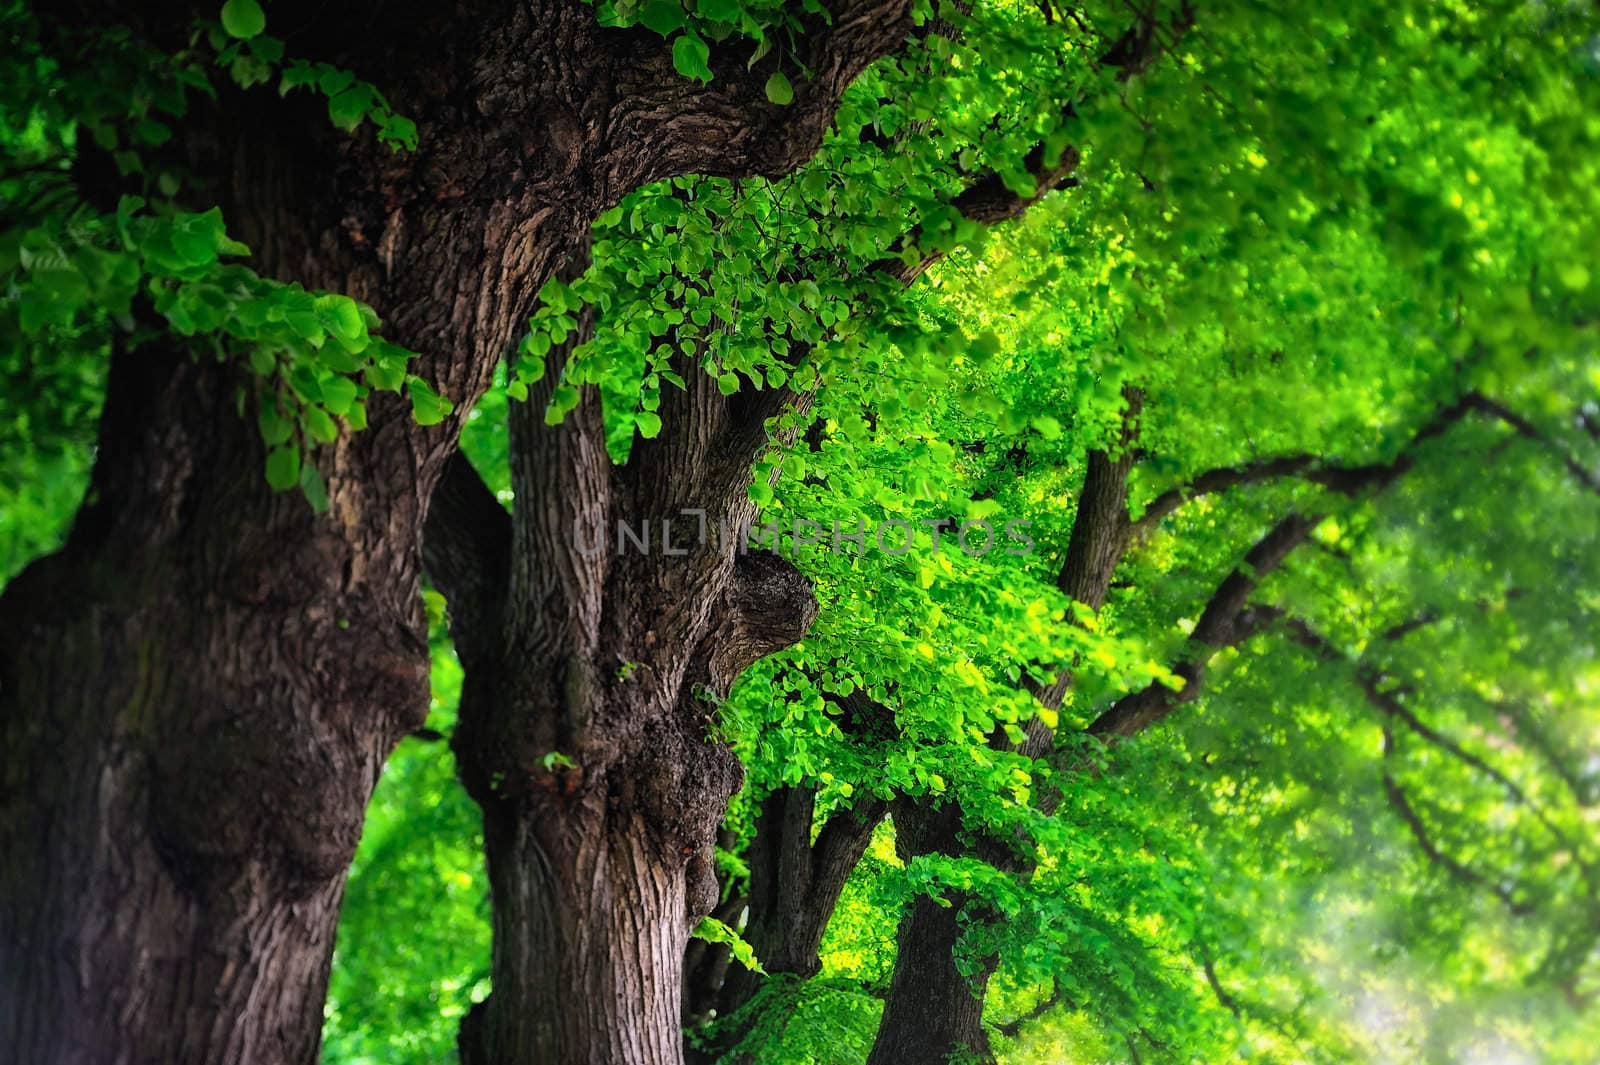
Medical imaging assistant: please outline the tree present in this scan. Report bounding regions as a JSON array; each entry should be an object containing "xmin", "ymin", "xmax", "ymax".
[
  {"xmin": 5, "ymin": 0, "xmax": 1598, "ymax": 1063},
  {"xmin": 0, "ymin": 1, "xmax": 910, "ymax": 1061}
]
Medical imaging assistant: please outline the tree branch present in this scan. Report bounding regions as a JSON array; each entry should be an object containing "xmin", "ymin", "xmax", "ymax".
[
  {"xmin": 993, "ymin": 979, "xmax": 1074, "ymax": 1039},
  {"xmin": 1282, "ymin": 617, "xmax": 1598, "ymax": 893},
  {"xmin": 1380, "ymin": 725, "xmax": 1532, "ymax": 915},
  {"xmin": 1086, "ymin": 513, "xmax": 1317, "ymax": 738},
  {"xmin": 943, "ymin": 1, "xmax": 1196, "ymax": 229},
  {"xmin": 422, "ymin": 451, "xmax": 511, "ymax": 668},
  {"xmin": 1462, "ymin": 392, "xmax": 1600, "ymax": 498},
  {"xmin": 1130, "ymin": 391, "xmax": 1498, "ymax": 536},
  {"xmin": 604, "ymin": 0, "xmax": 918, "ymax": 189}
]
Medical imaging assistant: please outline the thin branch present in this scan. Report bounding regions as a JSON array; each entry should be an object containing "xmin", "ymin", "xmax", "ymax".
[
  {"xmin": 1284, "ymin": 618, "xmax": 1598, "ymax": 892},
  {"xmin": 1380, "ymin": 725, "xmax": 1532, "ymax": 915},
  {"xmin": 993, "ymin": 979, "xmax": 1073, "ymax": 1039},
  {"xmin": 1464, "ymin": 392, "xmax": 1600, "ymax": 498},
  {"xmin": 1200, "ymin": 953, "xmax": 1242, "ymax": 1020},
  {"xmin": 1086, "ymin": 513, "xmax": 1318, "ymax": 738},
  {"xmin": 1131, "ymin": 454, "xmax": 1319, "ymax": 535}
]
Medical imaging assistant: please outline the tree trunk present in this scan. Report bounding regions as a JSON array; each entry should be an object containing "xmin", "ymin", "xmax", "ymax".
[
  {"xmin": 443, "ymin": 556, "xmax": 816, "ymax": 1065},
  {"xmin": 0, "ymin": 342, "xmax": 433, "ymax": 1065},
  {"xmin": 685, "ymin": 781, "xmax": 886, "ymax": 1059},
  {"xmin": 867, "ymin": 894, "xmax": 993, "ymax": 1065},
  {"xmin": 460, "ymin": 792, "xmax": 695, "ymax": 1065},
  {"xmin": 425, "ymin": 292, "xmax": 832, "ymax": 1063},
  {"xmin": 865, "ymin": 802, "xmax": 996, "ymax": 1065}
]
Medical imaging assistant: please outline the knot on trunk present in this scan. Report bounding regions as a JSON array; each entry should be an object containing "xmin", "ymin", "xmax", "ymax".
[{"xmin": 708, "ymin": 551, "xmax": 818, "ymax": 686}]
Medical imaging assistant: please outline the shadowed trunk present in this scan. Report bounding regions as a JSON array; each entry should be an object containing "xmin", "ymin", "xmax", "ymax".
[
  {"xmin": 865, "ymin": 801, "xmax": 996, "ymax": 1065},
  {"xmin": 460, "ymin": 760, "xmax": 708, "ymax": 1065},
  {"xmin": 428, "ymin": 319, "xmax": 826, "ymax": 1062},
  {"xmin": 0, "ymin": 341, "xmax": 436, "ymax": 1065},
  {"xmin": 684, "ymin": 730, "xmax": 888, "ymax": 1061}
]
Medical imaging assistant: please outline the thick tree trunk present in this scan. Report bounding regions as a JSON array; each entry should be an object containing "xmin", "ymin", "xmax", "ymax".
[
  {"xmin": 865, "ymin": 802, "xmax": 996, "ymax": 1065},
  {"xmin": 0, "ymin": 344, "xmax": 433, "ymax": 1064},
  {"xmin": 443, "ymin": 560, "xmax": 815, "ymax": 1065},
  {"xmin": 460, "ymin": 793, "xmax": 695, "ymax": 1065},
  {"xmin": 425, "ymin": 293, "xmax": 830, "ymax": 1063},
  {"xmin": 0, "ymin": 72, "xmax": 580, "ymax": 1056},
  {"xmin": 868, "ymin": 894, "xmax": 992, "ymax": 1065}
]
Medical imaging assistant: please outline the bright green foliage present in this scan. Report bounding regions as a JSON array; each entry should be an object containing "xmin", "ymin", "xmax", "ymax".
[{"xmin": 693, "ymin": 917, "xmax": 769, "ymax": 975}]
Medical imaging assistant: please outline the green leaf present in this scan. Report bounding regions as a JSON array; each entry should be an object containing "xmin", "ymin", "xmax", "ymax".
[
  {"xmin": 265, "ymin": 444, "xmax": 300, "ymax": 491},
  {"xmin": 764, "ymin": 71, "xmax": 794, "ymax": 106},
  {"xmin": 407, "ymin": 377, "xmax": 454, "ymax": 426},
  {"xmin": 716, "ymin": 371, "xmax": 740, "ymax": 395},
  {"xmin": 318, "ymin": 68, "xmax": 356, "ymax": 96},
  {"xmin": 747, "ymin": 34, "xmax": 773, "ymax": 69},
  {"xmin": 304, "ymin": 405, "xmax": 339, "ymax": 444},
  {"xmin": 320, "ymin": 376, "xmax": 359, "ymax": 415},
  {"xmin": 672, "ymin": 33, "xmax": 712, "ymax": 84},
  {"xmin": 697, "ymin": 0, "xmax": 740, "ymax": 22},
  {"xmin": 220, "ymin": 0, "xmax": 266, "ymax": 39},
  {"xmin": 314, "ymin": 294, "xmax": 369, "ymax": 351},
  {"xmin": 258, "ymin": 405, "xmax": 293, "ymax": 446},
  {"xmin": 327, "ymin": 87, "xmax": 372, "ymax": 133},
  {"xmin": 538, "ymin": 750, "xmax": 577, "ymax": 772},
  {"xmin": 635, "ymin": 410, "xmax": 663, "ymax": 438},
  {"xmin": 691, "ymin": 917, "xmax": 766, "ymax": 974},
  {"xmin": 299, "ymin": 461, "xmax": 330, "ymax": 513},
  {"xmin": 639, "ymin": 0, "xmax": 687, "ymax": 35}
]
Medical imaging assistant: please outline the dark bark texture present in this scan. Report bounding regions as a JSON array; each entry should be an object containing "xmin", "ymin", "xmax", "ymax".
[
  {"xmin": 864, "ymin": 799, "xmax": 996, "ymax": 1065},
  {"xmin": 426, "ymin": 301, "xmax": 834, "ymax": 1062},
  {"xmin": 683, "ymin": 780, "xmax": 887, "ymax": 1059},
  {"xmin": 1, "ymin": 2, "xmax": 913, "ymax": 1062}
]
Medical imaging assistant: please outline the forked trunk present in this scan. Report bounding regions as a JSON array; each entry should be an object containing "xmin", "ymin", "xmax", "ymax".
[
  {"xmin": 685, "ymin": 781, "xmax": 886, "ymax": 1060},
  {"xmin": 426, "ymin": 362, "xmax": 823, "ymax": 1064}
]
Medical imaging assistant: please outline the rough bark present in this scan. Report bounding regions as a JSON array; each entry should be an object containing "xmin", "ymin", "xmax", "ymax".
[
  {"xmin": 864, "ymin": 799, "xmax": 996, "ymax": 1065},
  {"xmin": 426, "ymin": 300, "xmax": 828, "ymax": 1062},
  {"xmin": 2, "ymin": 2, "xmax": 914, "ymax": 1061},
  {"xmin": 0, "ymin": 339, "xmax": 431, "ymax": 1065}
]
